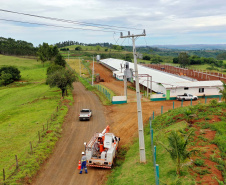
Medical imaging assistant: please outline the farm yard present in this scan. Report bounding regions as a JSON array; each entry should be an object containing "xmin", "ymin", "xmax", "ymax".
[
  {"xmin": 32, "ymin": 59, "xmax": 225, "ymax": 184},
  {"xmin": 1, "ymin": 0, "xmax": 226, "ymax": 183},
  {"xmin": 0, "ymin": 55, "xmax": 225, "ymax": 185}
]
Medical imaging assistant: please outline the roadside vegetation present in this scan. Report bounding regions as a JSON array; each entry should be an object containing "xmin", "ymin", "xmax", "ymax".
[
  {"xmin": 107, "ymin": 100, "xmax": 226, "ymax": 185},
  {"xmin": 67, "ymin": 59, "xmax": 115, "ymax": 105},
  {"xmin": 0, "ymin": 55, "xmax": 73, "ymax": 184}
]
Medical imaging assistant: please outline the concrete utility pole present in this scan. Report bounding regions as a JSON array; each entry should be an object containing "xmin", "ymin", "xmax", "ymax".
[
  {"xmin": 124, "ymin": 75, "xmax": 127, "ymax": 97},
  {"xmin": 92, "ymin": 56, "xmax": 94, "ymax": 86},
  {"xmin": 120, "ymin": 30, "xmax": 146, "ymax": 163},
  {"xmin": 79, "ymin": 57, "xmax": 81, "ymax": 77}
]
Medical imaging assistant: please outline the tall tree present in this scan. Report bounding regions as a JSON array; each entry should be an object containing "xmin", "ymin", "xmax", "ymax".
[
  {"xmin": 46, "ymin": 69, "xmax": 77, "ymax": 97},
  {"xmin": 54, "ymin": 54, "xmax": 66, "ymax": 67},
  {"xmin": 178, "ymin": 52, "xmax": 190, "ymax": 67},
  {"xmin": 37, "ymin": 43, "xmax": 50, "ymax": 67}
]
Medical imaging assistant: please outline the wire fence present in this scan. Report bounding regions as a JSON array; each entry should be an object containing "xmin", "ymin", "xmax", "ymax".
[
  {"xmin": 1, "ymin": 100, "xmax": 64, "ymax": 184},
  {"xmin": 94, "ymin": 84, "xmax": 113, "ymax": 101}
]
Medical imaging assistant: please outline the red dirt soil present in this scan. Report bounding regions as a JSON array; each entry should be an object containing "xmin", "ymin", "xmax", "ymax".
[{"xmin": 190, "ymin": 121, "xmax": 223, "ymax": 184}]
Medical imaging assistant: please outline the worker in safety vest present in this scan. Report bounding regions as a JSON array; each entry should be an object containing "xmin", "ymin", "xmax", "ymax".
[{"xmin": 79, "ymin": 152, "xmax": 88, "ymax": 174}]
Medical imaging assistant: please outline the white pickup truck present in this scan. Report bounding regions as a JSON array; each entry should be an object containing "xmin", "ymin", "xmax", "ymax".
[
  {"xmin": 176, "ymin": 93, "xmax": 198, "ymax": 101},
  {"xmin": 79, "ymin": 109, "xmax": 92, "ymax": 121}
]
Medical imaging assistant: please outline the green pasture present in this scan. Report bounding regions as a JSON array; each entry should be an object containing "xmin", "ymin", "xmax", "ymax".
[
  {"xmin": 62, "ymin": 45, "xmax": 122, "ymax": 53},
  {"xmin": 67, "ymin": 58, "xmax": 90, "ymax": 78},
  {"xmin": 0, "ymin": 55, "xmax": 71, "ymax": 183}
]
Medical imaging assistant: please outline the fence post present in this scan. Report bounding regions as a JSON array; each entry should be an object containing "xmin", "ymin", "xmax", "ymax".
[
  {"xmin": 149, "ymin": 117, "xmax": 152, "ymax": 128},
  {"xmin": 205, "ymin": 97, "xmax": 207, "ymax": 104},
  {"xmin": 156, "ymin": 164, "xmax": 160, "ymax": 185},
  {"xmin": 3, "ymin": 168, "xmax": 5, "ymax": 183},
  {"xmin": 153, "ymin": 111, "xmax": 155, "ymax": 120},
  {"xmin": 181, "ymin": 100, "xmax": 183, "ymax": 107},
  {"xmin": 150, "ymin": 128, "xmax": 158, "ymax": 185},
  {"xmin": 173, "ymin": 101, "xmax": 174, "ymax": 109},
  {"xmin": 161, "ymin": 106, "xmax": 163, "ymax": 114},
  {"xmin": 30, "ymin": 141, "xmax": 33, "ymax": 154},
  {"xmin": 38, "ymin": 131, "xmax": 41, "ymax": 142},
  {"xmin": 219, "ymin": 95, "xmax": 221, "ymax": 101},
  {"xmin": 191, "ymin": 99, "xmax": 192, "ymax": 106},
  {"xmin": 15, "ymin": 155, "xmax": 19, "ymax": 169},
  {"xmin": 154, "ymin": 145, "xmax": 157, "ymax": 162}
]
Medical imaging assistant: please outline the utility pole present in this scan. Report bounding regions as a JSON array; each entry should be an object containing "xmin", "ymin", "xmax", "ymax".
[
  {"xmin": 92, "ymin": 56, "xmax": 94, "ymax": 86},
  {"xmin": 124, "ymin": 75, "xmax": 127, "ymax": 97},
  {"xmin": 120, "ymin": 30, "xmax": 146, "ymax": 163},
  {"xmin": 68, "ymin": 50, "xmax": 69, "ymax": 62},
  {"xmin": 79, "ymin": 57, "xmax": 81, "ymax": 77}
]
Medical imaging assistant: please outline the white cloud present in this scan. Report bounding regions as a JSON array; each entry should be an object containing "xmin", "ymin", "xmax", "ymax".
[{"xmin": 1, "ymin": 0, "xmax": 226, "ymax": 45}]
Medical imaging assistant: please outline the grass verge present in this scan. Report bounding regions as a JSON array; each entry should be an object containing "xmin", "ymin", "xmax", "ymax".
[{"xmin": 0, "ymin": 55, "xmax": 73, "ymax": 184}]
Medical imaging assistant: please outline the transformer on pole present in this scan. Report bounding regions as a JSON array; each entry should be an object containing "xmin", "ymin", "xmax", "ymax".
[{"xmin": 120, "ymin": 30, "xmax": 146, "ymax": 163}]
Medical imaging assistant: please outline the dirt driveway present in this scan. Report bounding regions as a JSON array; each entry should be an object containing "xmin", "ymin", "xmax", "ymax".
[{"xmin": 32, "ymin": 62, "xmax": 209, "ymax": 185}]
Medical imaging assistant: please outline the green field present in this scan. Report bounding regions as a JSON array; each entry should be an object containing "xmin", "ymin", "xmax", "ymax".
[
  {"xmin": 0, "ymin": 55, "xmax": 72, "ymax": 183},
  {"xmin": 61, "ymin": 44, "xmax": 123, "ymax": 52}
]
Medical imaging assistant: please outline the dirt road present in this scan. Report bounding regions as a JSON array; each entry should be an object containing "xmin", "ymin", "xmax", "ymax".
[{"xmin": 33, "ymin": 82, "xmax": 109, "ymax": 185}]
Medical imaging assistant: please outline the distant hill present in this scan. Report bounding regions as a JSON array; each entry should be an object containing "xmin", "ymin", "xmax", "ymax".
[{"xmin": 151, "ymin": 44, "xmax": 226, "ymax": 50}]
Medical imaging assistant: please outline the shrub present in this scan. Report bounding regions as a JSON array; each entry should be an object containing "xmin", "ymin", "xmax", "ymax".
[
  {"xmin": 194, "ymin": 159, "xmax": 205, "ymax": 166},
  {"xmin": 210, "ymin": 99, "xmax": 218, "ymax": 106},
  {"xmin": 0, "ymin": 66, "xmax": 21, "ymax": 86},
  {"xmin": 75, "ymin": 46, "xmax": 82, "ymax": 51},
  {"xmin": 0, "ymin": 66, "xmax": 21, "ymax": 81}
]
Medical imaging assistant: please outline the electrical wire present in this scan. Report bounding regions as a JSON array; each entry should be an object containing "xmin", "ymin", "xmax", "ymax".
[
  {"xmin": 0, "ymin": 9, "xmax": 142, "ymax": 32},
  {"xmin": 0, "ymin": 18, "xmax": 118, "ymax": 33}
]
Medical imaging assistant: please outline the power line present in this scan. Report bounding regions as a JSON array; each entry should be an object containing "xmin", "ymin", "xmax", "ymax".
[
  {"xmin": 0, "ymin": 9, "xmax": 142, "ymax": 32},
  {"xmin": 0, "ymin": 18, "xmax": 118, "ymax": 33}
]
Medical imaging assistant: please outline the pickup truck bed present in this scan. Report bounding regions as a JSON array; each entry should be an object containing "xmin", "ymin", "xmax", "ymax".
[{"xmin": 79, "ymin": 109, "xmax": 92, "ymax": 121}]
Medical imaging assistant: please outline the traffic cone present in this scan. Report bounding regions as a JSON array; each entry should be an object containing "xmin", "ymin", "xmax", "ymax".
[{"xmin": 77, "ymin": 160, "xmax": 81, "ymax": 170}]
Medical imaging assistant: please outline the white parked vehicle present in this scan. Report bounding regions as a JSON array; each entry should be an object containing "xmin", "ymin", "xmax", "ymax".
[
  {"xmin": 79, "ymin": 109, "xmax": 92, "ymax": 121},
  {"xmin": 84, "ymin": 126, "xmax": 120, "ymax": 168},
  {"xmin": 177, "ymin": 93, "xmax": 198, "ymax": 101}
]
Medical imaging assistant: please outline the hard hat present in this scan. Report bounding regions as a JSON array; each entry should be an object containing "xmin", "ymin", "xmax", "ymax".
[{"xmin": 82, "ymin": 152, "xmax": 85, "ymax": 155}]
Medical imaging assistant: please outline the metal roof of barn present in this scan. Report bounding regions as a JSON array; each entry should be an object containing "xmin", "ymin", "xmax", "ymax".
[
  {"xmin": 162, "ymin": 80, "xmax": 223, "ymax": 89},
  {"xmin": 100, "ymin": 58, "xmax": 193, "ymax": 92}
]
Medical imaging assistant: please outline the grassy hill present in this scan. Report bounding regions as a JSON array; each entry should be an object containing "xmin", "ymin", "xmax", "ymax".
[
  {"xmin": 107, "ymin": 100, "xmax": 226, "ymax": 185},
  {"xmin": 0, "ymin": 55, "xmax": 72, "ymax": 184}
]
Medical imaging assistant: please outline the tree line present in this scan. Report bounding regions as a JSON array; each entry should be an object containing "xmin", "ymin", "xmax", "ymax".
[
  {"xmin": 0, "ymin": 37, "xmax": 37, "ymax": 56},
  {"xmin": 55, "ymin": 40, "xmax": 113, "ymax": 48},
  {"xmin": 173, "ymin": 52, "xmax": 226, "ymax": 69}
]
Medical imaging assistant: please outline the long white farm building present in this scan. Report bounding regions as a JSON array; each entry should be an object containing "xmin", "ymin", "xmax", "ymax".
[{"xmin": 100, "ymin": 58, "xmax": 223, "ymax": 101}]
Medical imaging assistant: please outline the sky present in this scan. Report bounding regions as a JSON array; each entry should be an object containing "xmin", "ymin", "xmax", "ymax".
[{"xmin": 1, "ymin": 0, "xmax": 226, "ymax": 47}]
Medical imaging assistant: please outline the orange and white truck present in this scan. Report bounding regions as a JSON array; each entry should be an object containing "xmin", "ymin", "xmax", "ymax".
[{"xmin": 84, "ymin": 126, "xmax": 120, "ymax": 168}]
